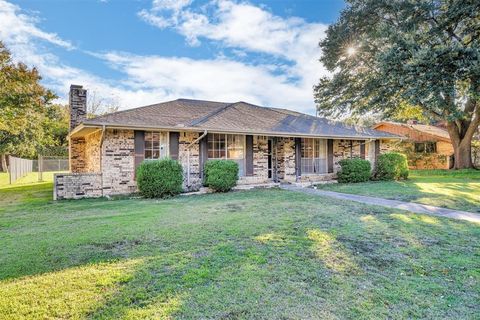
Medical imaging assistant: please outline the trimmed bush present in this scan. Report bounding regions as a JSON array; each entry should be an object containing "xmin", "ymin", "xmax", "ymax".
[
  {"xmin": 337, "ymin": 158, "xmax": 371, "ymax": 183},
  {"xmin": 204, "ymin": 159, "xmax": 239, "ymax": 192},
  {"xmin": 374, "ymin": 152, "xmax": 409, "ymax": 181},
  {"xmin": 136, "ymin": 159, "xmax": 183, "ymax": 198}
]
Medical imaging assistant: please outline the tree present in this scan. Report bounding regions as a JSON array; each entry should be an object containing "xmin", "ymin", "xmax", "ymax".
[
  {"xmin": 39, "ymin": 104, "xmax": 69, "ymax": 157},
  {"xmin": 315, "ymin": 0, "xmax": 480, "ymax": 169},
  {"xmin": 0, "ymin": 41, "xmax": 57, "ymax": 171},
  {"xmin": 87, "ymin": 90, "xmax": 120, "ymax": 118}
]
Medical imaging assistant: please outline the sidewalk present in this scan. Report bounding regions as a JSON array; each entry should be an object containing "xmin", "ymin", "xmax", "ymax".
[{"xmin": 281, "ymin": 184, "xmax": 480, "ymax": 224}]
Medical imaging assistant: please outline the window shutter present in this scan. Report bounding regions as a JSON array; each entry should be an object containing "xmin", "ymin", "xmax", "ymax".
[
  {"xmin": 295, "ymin": 137, "xmax": 301, "ymax": 178},
  {"xmin": 199, "ymin": 134, "xmax": 208, "ymax": 179},
  {"xmin": 360, "ymin": 140, "xmax": 366, "ymax": 159},
  {"xmin": 375, "ymin": 139, "xmax": 380, "ymax": 162},
  {"xmin": 169, "ymin": 132, "xmax": 179, "ymax": 160},
  {"xmin": 245, "ymin": 135, "xmax": 254, "ymax": 176},
  {"xmin": 327, "ymin": 139, "xmax": 334, "ymax": 173},
  {"xmin": 134, "ymin": 130, "xmax": 145, "ymax": 178}
]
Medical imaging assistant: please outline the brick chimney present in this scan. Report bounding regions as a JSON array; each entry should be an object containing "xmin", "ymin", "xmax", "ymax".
[{"xmin": 69, "ymin": 84, "xmax": 87, "ymax": 131}]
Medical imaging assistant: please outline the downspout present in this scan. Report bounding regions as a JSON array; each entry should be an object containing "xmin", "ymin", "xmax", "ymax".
[
  {"xmin": 99, "ymin": 125, "xmax": 106, "ymax": 197},
  {"xmin": 187, "ymin": 130, "xmax": 207, "ymax": 187}
]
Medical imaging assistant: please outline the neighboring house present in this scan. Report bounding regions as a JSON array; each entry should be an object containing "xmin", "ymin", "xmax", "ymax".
[
  {"xmin": 55, "ymin": 85, "xmax": 399, "ymax": 199},
  {"xmin": 373, "ymin": 121, "xmax": 454, "ymax": 169}
]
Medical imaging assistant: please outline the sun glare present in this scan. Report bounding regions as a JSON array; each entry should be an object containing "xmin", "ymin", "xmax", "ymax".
[{"xmin": 346, "ymin": 46, "xmax": 356, "ymax": 56}]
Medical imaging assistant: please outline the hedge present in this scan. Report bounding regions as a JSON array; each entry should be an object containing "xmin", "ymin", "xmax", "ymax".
[
  {"xmin": 337, "ymin": 158, "xmax": 371, "ymax": 183},
  {"xmin": 374, "ymin": 152, "xmax": 409, "ymax": 181},
  {"xmin": 136, "ymin": 159, "xmax": 183, "ymax": 198},
  {"xmin": 204, "ymin": 159, "xmax": 239, "ymax": 192}
]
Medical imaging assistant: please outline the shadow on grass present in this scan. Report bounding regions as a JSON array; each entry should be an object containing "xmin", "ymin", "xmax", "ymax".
[{"xmin": 1, "ymin": 188, "xmax": 479, "ymax": 318}]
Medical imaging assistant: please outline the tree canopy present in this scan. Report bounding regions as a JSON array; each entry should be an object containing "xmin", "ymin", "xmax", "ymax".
[
  {"xmin": 0, "ymin": 41, "xmax": 68, "ymax": 170},
  {"xmin": 315, "ymin": 0, "xmax": 480, "ymax": 168}
]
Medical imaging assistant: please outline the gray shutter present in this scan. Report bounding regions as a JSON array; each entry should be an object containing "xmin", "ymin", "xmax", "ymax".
[
  {"xmin": 295, "ymin": 137, "xmax": 301, "ymax": 178},
  {"xmin": 245, "ymin": 135, "xmax": 254, "ymax": 176},
  {"xmin": 327, "ymin": 139, "xmax": 334, "ymax": 173},
  {"xmin": 360, "ymin": 140, "xmax": 366, "ymax": 159},
  {"xmin": 375, "ymin": 140, "xmax": 380, "ymax": 162},
  {"xmin": 169, "ymin": 132, "xmax": 179, "ymax": 160},
  {"xmin": 134, "ymin": 130, "xmax": 145, "ymax": 178},
  {"xmin": 199, "ymin": 134, "xmax": 208, "ymax": 179}
]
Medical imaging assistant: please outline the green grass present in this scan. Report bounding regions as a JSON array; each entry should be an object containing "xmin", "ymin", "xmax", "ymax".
[
  {"xmin": 317, "ymin": 169, "xmax": 480, "ymax": 212},
  {"xmin": 0, "ymin": 183, "xmax": 479, "ymax": 319},
  {"xmin": 0, "ymin": 171, "xmax": 64, "ymax": 189}
]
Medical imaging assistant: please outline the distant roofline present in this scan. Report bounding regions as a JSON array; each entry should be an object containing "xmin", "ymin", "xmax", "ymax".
[{"xmin": 373, "ymin": 121, "xmax": 451, "ymax": 142}]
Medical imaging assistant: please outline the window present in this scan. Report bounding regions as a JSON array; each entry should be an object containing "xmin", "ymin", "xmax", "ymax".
[
  {"xmin": 208, "ymin": 134, "xmax": 245, "ymax": 175},
  {"xmin": 415, "ymin": 142, "xmax": 437, "ymax": 153},
  {"xmin": 145, "ymin": 131, "xmax": 169, "ymax": 159},
  {"xmin": 301, "ymin": 138, "xmax": 327, "ymax": 174}
]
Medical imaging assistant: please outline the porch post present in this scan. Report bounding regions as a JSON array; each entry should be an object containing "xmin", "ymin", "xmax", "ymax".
[{"xmin": 294, "ymin": 137, "xmax": 301, "ymax": 181}]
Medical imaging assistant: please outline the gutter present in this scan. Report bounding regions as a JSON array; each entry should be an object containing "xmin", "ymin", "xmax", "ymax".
[{"xmin": 186, "ymin": 129, "xmax": 207, "ymax": 187}]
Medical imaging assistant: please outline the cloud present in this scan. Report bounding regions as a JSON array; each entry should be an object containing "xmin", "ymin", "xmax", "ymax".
[
  {"xmin": 0, "ymin": 0, "xmax": 73, "ymax": 49},
  {"xmin": 95, "ymin": 51, "xmax": 313, "ymax": 110},
  {"xmin": 0, "ymin": 0, "xmax": 328, "ymax": 114},
  {"xmin": 138, "ymin": 0, "xmax": 329, "ymax": 109}
]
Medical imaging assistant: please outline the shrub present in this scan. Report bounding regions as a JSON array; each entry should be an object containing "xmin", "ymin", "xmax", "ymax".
[
  {"xmin": 374, "ymin": 152, "xmax": 409, "ymax": 181},
  {"xmin": 204, "ymin": 159, "xmax": 239, "ymax": 192},
  {"xmin": 136, "ymin": 159, "xmax": 183, "ymax": 198},
  {"xmin": 337, "ymin": 158, "xmax": 371, "ymax": 183}
]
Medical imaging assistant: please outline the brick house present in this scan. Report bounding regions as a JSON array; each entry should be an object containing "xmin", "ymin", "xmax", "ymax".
[
  {"xmin": 54, "ymin": 85, "xmax": 399, "ymax": 199},
  {"xmin": 372, "ymin": 121, "xmax": 455, "ymax": 169}
]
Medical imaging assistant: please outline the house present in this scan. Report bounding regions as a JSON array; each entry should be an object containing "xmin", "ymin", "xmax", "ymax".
[
  {"xmin": 54, "ymin": 85, "xmax": 399, "ymax": 199},
  {"xmin": 372, "ymin": 121, "xmax": 454, "ymax": 169}
]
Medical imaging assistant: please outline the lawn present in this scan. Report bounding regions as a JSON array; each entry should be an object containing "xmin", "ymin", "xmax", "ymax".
[
  {"xmin": 1, "ymin": 182, "xmax": 479, "ymax": 319},
  {"xmin": 317, "ymin": 169, "xmax": 480, "ymax": 212},
  {"xmin": 0, "ymin": 171, "xmax": 63, "ymax": 189}
]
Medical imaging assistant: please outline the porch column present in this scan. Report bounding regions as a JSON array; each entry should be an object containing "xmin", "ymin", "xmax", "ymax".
[{"xmin": 294, "ymin": 137, "xmax": 301, "ymax": 181}]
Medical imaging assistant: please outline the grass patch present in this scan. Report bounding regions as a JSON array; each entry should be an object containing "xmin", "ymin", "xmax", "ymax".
[
  {"xmin": 317, "ymin": 169, "xmax": 480, "ymax": 212},
  {"xmin": 0, "ymin": 183, "xmax": 479, "ymax": 319},
  {"xmin": 0, "ymin": 171, "xmax": 64, "ymax": 189}
]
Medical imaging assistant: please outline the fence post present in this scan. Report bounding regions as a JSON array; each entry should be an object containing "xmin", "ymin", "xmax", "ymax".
[
  {"xmin": 38, "ymin": 155, "xmax": 43, "ymax": 182},
  {"xmin": 8, "ymin": 155, "xmax": 12, "ymax": 185}
]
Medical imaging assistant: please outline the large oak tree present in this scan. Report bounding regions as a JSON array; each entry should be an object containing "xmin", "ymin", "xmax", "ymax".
[{"xmin": 315, "ymin": 0, "xmax": 480, "ymax": 169}]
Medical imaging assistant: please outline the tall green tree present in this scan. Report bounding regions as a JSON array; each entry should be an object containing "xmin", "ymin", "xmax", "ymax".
[
  {"xmin": 0, "ymin": 41, "xmax": 57, "ymax": 171},
  {"xmin": 315, "ymin": 0, "xmax": 480, "ymax": 169}
]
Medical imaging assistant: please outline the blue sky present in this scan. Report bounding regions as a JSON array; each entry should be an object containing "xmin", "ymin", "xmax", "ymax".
[{"xmin": 1, "ymin": 0, "xmax": 345, "ymax": 114}]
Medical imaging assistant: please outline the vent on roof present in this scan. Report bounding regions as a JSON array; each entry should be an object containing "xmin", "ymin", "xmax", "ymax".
[{"xmin": 407, "ymin": 120, "xmax": 418, "ymax": 125}]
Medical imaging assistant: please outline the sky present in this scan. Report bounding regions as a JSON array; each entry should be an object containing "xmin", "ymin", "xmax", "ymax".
[{"xmin": 0, "ymin": 0, "xmax": 345, "ymax": 114}]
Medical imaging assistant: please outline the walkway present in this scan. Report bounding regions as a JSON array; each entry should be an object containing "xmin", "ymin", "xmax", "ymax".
[{"xmin": 281, "ymin": 184, "xmax": 480, "ymax": 224}]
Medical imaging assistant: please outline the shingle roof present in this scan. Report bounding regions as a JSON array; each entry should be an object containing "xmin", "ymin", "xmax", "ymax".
[
  {"xmin": 81, "ymin": 99, "xmax": 398, "ymax": 139},
  {"xmin": 373, "ymin": 121, "xmax": 450, "ymax": 141}
]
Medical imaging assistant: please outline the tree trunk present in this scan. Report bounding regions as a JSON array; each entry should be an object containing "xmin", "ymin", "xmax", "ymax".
[
  {"xmin": 0, "ymin": 154, "xmax": 7, "ymax": 172},
  {"xmin": 447, "ymin": 121, "xmax": 476, "ymax": 169},
  {"xmin": 451, "ymin": 137, "xmax": 473, "ymax": 169}
]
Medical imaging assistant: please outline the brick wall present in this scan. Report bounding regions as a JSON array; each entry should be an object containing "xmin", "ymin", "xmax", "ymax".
[
  {"xmin": 70, "ymin": 137, "xmax": 86, "ymax": 173},
  {"xmin": 238, "ymin": 135, "xmax": 270, "ymax": 184},
  {"xmin": 54, "ymin": 173, "xmax": 102, "ymax": 200},
  {"xmin": 332, "ymin": 139, "xmax": 363, "ymax": 172},
  {"xmin": 379, "ymin": 139, "xmax": 451, "ymax": 169},
  {"xmin": 101, "ymin": 129, "xmax": 137, "ymax": 195},
  {"xmin": 85, "ymin": 130, "xmax": 102, "ymax": 172},
  {"xmin": 178, "ymin": 131, "xmax": 201, "ymax": 191},
  {"xmin": 275, "ymin": 137, "xmax": 296, "ymax": 182}
]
